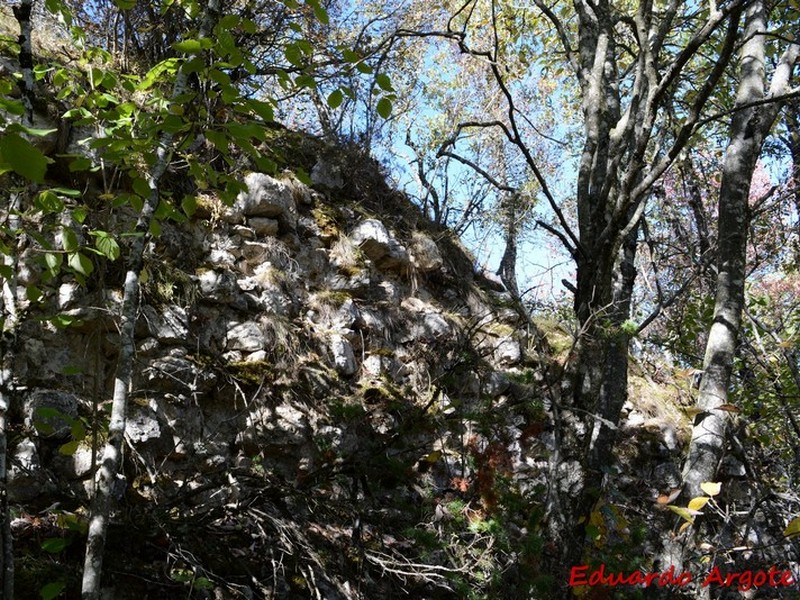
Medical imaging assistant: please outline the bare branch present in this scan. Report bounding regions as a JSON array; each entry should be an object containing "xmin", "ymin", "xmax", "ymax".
[
  {"xmin": 531, "ymin": 0, "xmax": 578, "ymax": 72},
  {"xmin": 536, "ymin": 219, "xmax": 577, "ymax": 259},
  {"xmin": 437, "ymin": 151, "xmax": 516, "ymax": 193}
]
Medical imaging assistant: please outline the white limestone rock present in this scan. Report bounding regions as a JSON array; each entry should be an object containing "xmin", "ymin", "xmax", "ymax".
[
  {"xmin": 410, "ymin": 232, "xmax": 443, "ymax": 272},
  {"xmin": 226, "ymin": 321, "xmax": 266, "ymax": 352},
  {"xmin": 235, "ymin": 172, "xmax": 296, "ymax": 218},
  {"xmin": 330, "ymin": 334, "xmax": 357, "ymax": 376}
]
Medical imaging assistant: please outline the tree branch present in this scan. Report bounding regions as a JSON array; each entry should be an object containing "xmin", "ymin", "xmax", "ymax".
[{"xmin": 436, "ymin": 151, "xmax": 516, "ymax": 193}]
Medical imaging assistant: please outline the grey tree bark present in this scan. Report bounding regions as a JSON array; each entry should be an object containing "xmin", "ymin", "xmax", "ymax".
[
  {"xmin": 496, "ymin": 192, "xmax": 521, "ymax": 299},
  {"xmin": 665, "ymin": 0, "xmax": 800, "ymax": 574},
  {"xmin": 535, "ymin": 1, "xmax": 746, "ymax": 573},
  {"xmin": 80, "ymin": 2, "xmax": 221, "ymax": 598},
  {"xmin": 0, "ymin": 3, "xmax": 37, "ymax": 596}
]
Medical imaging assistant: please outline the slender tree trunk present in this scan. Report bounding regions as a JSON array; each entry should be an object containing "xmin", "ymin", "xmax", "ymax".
[
  {"xmin": 680, "ymin": 0, "xmax": 798, "ymax": 504},
  {"xmin": 0, "ymin": 3, "xmax": 38, "ymax": 596},
  {"xmin": 496, "ymin": 193, "xmax": 520, "ymax": 299},
  {"xmin": 783, "ymin": 102, "xmax": 800, "ymax": 263},
  {"xmin": 666, "ymin": 0, "xmax": 799, "ymax": 574},
  {"xmin": 0, "ymin": 229, "xmax": 20, "ymax": 600},
  {"xmin": 80, "ymin": 3, "xmax": 221, "ymax": 598}
]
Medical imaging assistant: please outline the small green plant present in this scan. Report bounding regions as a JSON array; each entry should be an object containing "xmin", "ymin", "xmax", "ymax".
[
  {"xmin": 225, "ymin": 360, "xmax": 274, "ymax": 384},
  {"xmin": 620, "ymin": 319, "xmax": 639, "ymax": 337},
  {"xmin": 33, "ymin": 407, "xmax": 88, "ymax": 456}
]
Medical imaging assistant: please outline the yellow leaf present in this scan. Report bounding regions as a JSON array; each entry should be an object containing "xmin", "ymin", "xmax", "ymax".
[
  {"xmin": 423, "ymin": 451, "xmax": 442, "ymax": 463},
  {"xmin": 784, "ymin": 516, "xmax": 800, "ymax": 538},
  {"xmin": 688, "ymin": 496, "xmax": 710, "ymax": 511},
  {"xmin": 667, "ymin": 505, "xmax": 695, "ymax": 523},
  {"xmin": 700, "ymin": 482, "xmax": 722, "ymax": 497},
  {"xmin": 679, "ymin": 521, "xmax": 692, "ymax": 534},
  {"xmin": 684, "ymin": 406, "xmax": 706, "ymax": 417}
]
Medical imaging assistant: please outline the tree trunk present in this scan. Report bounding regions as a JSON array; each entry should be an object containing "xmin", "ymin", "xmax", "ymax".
[
  {"xmin": 80, "ymin": 3, "xmax": 221, "ymax": 598},
  {"xmin": 668, "ymin": 0, "xmax": 799, "ymax": 573},
  {"xmin": 0, "ymin": 4, "xmax": 37, "ymax": 596},
  {"xmin": 496, "ymin": 193, "xmax": 520, "ymax": 299}
]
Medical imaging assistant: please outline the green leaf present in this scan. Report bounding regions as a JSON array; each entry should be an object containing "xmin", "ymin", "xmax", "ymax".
[
  {"xmin": 41, "ymin": 538, "xmax": 68, "ymax": 553},
  {"xmin": 149, "ymin": 220, "xmax": 161, "ymax": 236},
  {"xmin": 295, "ymin": 168, "xmax": 312, "ymax": 186},
  {"xmin": 253, "ymin": 156, "xmax": 277, "ymax": 174},
  {"xmin": 61, "ymin": 365, "xmax": 82, "ymax": 375},
  {"xmin": 61, "ymin": 228, "xmax": 78, "ymax": 253},
  {"xmin": 0, "ymin": 265, "xmax": 12, "ymax": 281},
  {"xmin": 59, "ymin": 440, "xmax": 79, "ymax": 456},
  {"xmin": 170, "ymin": 568, "xmax": 193, "ymax": 583},
  {"xmin": 50, "ymin": 187, "xmax": 81, "ymax": 197},
  {"xmin": 45, "ymin": 253, "xmax": 61, "ymax": 274},
  {"xmin": 226, "ymin": 122, "xmax": 267, "ymax": 142},
  {"xmin": 194, "ymin": 577, "xmax": 214, "ymax": 590},
  {"xmin": 284, "ymin": 43, "xmax": 304, "ymax": 67},
  {"xmin": 295, "ymin": 39, "xmax": 313, "ymax": 56},
  {"xmin": 7, "ymin": 124, "xmax": 58, "ymax": 137},
  {"xmin": 139, "ymin": 58, "xmax": 181, "ymax": 91},
  {"xmin": 40, "ymin": 581, "xmax": 66, "ymax": 600},
  {"xmin": 784, "ymin": 516, "xmax": 800, "ymax": 538},
  {"xmin": 209, "ymin": 68, "xmax": 231, "ymax": 86},
  {"xmin": 0, "ymin": 134, "xmax": 50, "ymax": 183},
  {"xmin": 71, "ymin": 419, "xmax": 85, "ymax": 440},
  {"xmin": 342, "ymin": 49, "xmax": 360, "ymax": 63},
  {"xmin": 67, "ymin": 252, "xmax": 93, "ymax": 277},
  {"xmin": 205, "ymin": 129, "xmax": 229, "ymax": 153},
  {"xmin": 240, "ymin": 18, "xmax": 257, "ymax": 34},
  {"xmin": 90, "ymin": 231, "xmax": 120, "ymax": 261},
  {"xmin": 0, "ymin": 98, "xmax": 25, "ymax": 116},
  {"xmin": 307, "ymin": 0, "xmax": 329, "ymax": 24},
  {"xmin": 376, "ymin": 97, "xmax": 392, "ymax": 119},
  {"xmin": 48, "ymin": 314, "xmax": 78, "ymax": 329},
  {"xmin": 246, "ymin": 99, "xmax": 274, "ymax": 122},
  {"xmin": 132, "ymin": 177, "xmax": 152, "ymax": 199},
  {"xmin": 327, "ymin": 89, "xmax": 344, "ymax": 108},
  {"xmin": 113, "ymin": 0, "xmax": 136, "ymax": 9},
  {"xmin": 26, "ymin": 285, "xmax": 43, "ymax": 302},
  {"xmin": 356, "ymin": 62, "xmax": 373, "ymax": 74},
  {"xmin": 295, "ymin": 74, "xmax": 316, "ymax": 89},
  {"xmin": 375, "ymin": 73, "xmax": 393, "ymax": 91},
  {"xmin": 218, "ymin": 14, "xmax": 240, "ymax": 29},
  {"xmin": 36, "ymin": 190, "xmax": 65, "ymax": 214},
  {"xmin": 173, "ymin": 38, "xmax": 211, "ymax": 54},
  {"xmin": 72, "ymin": 206, "xmax": 89, "ymax": 224},
  {"xmin": 69, "ymin": 156, "xmax": 93, "ymax": 172},
  {"xmin": 181, "ymin": 195, "xmax": 197, "ymax": 217}
]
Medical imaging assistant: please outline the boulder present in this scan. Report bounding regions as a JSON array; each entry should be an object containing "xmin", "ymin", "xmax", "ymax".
[
  {"xmin": 24, "ymin": 389, "xmax": 80, "ymax": 439},
  {"xmin": 311, "ymin": 158, "xmax": 344, "ymax": 189},
  {"xmin": 249, "ymin": 217, "xmax": 279, "ymax": 236},
  {"xmin": 350, "ymin": 219, "xmax": 391, "ymax": 261},
  {"xmin": 229, "ymin": 173, "xmax": 297, "ymax": 227},
  {"xmin": 330, "ymin": 334, "xmax": 357, "ymax": 376},
  {"xmin": 226, "ymin": 321, "xmax": 266, "ymax": 352},
  {"xmin": 410, "ymin": 232, "xmax": 443, "ymax": 272}
]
